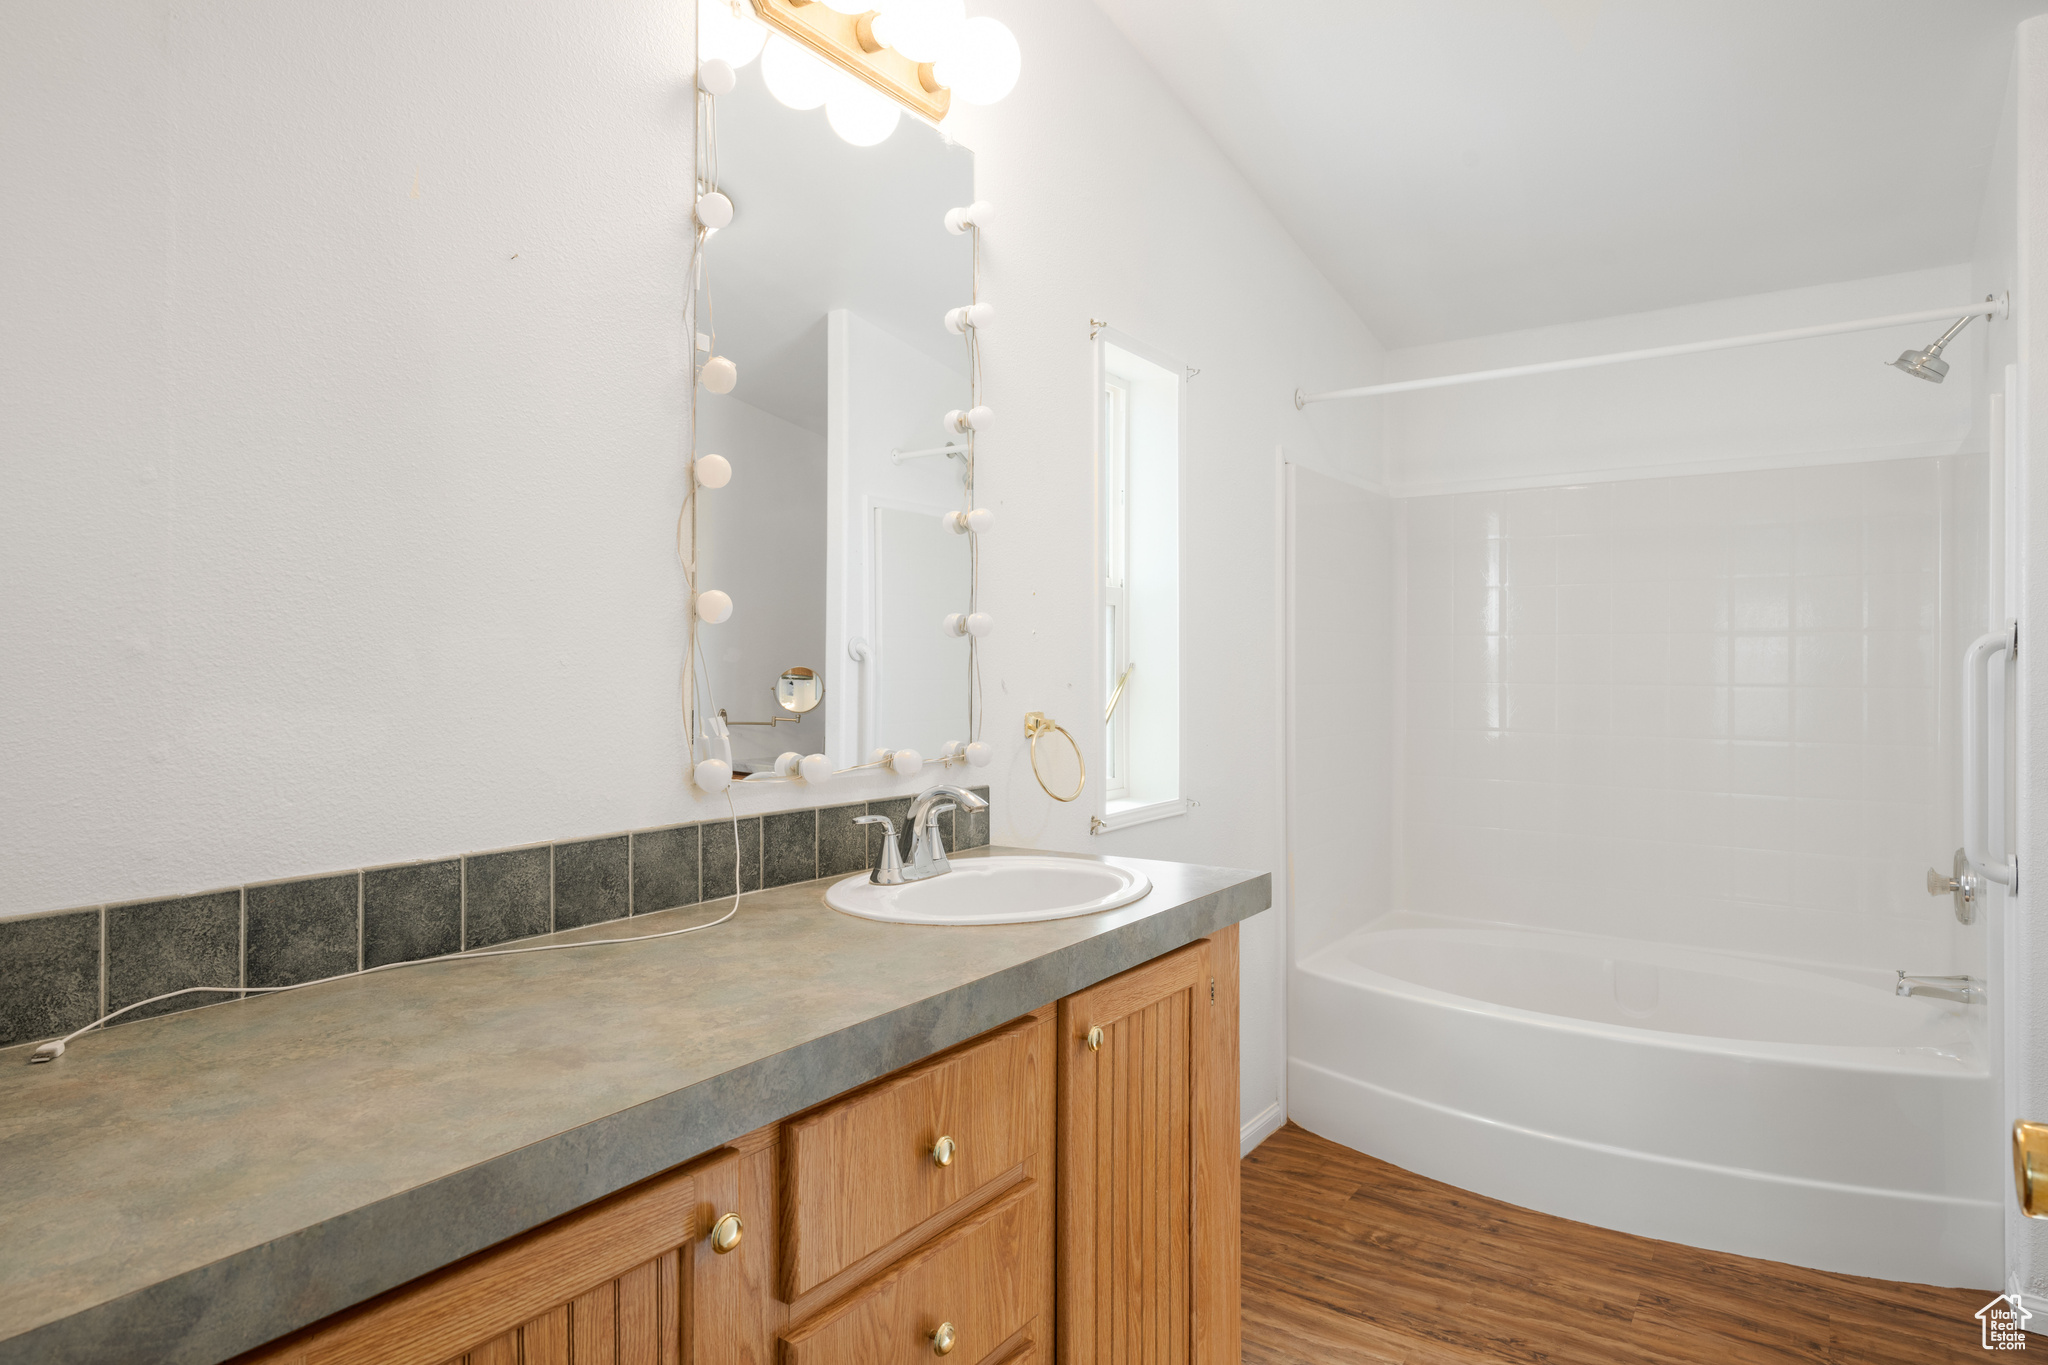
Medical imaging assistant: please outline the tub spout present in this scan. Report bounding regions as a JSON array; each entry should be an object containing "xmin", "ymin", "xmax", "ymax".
[{"xmin": 1895, "ymin": 971, "xmax": 1983, "ymax": 1005}]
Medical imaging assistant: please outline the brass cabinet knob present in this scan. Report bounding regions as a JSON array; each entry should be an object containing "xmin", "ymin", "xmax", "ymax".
[
  {"xmin": 929, "ymin": 1322, "xmax": 957, "ymax": 1356},
  {"xmin": 931, "ymin": 1135, "xmax": 957, "ymax": 1168},
  {"xmin": 1085, "ymin": 1026, "xmax": 1104, "ymax": 1052},
  {"xmin": 2015, "ymin": 1122, "xmax": 2048, "ymax": 1217},
  {"xmin": 709, "ymin": 1211, "xmax": 744, "ymax": 1254}
]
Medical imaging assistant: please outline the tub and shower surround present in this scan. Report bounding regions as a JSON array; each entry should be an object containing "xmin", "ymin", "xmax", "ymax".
[
  {"xmin": 1284, "ymin": 453, "xmax": 1999, "ymax": 1287},
  {"xmin": 1395, "ymin": 454, "xmax": 1981, "ymax": 972}
]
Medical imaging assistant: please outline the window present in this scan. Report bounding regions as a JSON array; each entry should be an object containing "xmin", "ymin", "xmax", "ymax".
[{"xmin": 1096, "ymin": 333, "xmax": 1183, "ymax": 832}]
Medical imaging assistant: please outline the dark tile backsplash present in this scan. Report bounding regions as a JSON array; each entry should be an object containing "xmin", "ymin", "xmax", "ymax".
[
  {"xmin": 0, "ymin": 910, "xmax": 101, "ymax": 1045},
  {"xmin": 762, "ymin": 809, "xmax": 818, "ymax": 889},
  {"xmin": 631, "ymin": 825, "xmax": 700, "ymax": 916},
  {"xmin": 246, "ymin": 874, "xmax": 359, "ymax": 988},
  {"xmin": 702, "ymin": 817, "xmax": 763, "ymax": 901},
  {"xmin": 818, "ymin": 803, "xmax": 870, "ymax": 879},
  {"xmin": 464, "ymin": 846, "xmax": 551, "ymax": 950},
  {"xmin": 0, "ymin": 790, "xmax": 993, "ymax": 1049},
  {"xmin": 554, "ymin": 835, "xmax": 629, "ymax": 930},
  {"xmin": 106, "ymin": 891, "xmax": 242, "ymax": 1025},
  {"xmin": 363, "ymin": 861, "xmax": 462, "ymax": 969}
]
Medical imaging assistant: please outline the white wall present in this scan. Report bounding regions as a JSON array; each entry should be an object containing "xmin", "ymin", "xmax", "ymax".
[
  {"xmin": 939, "ymin": 0, "xmax": 1385, "ymax": 1142},
  {"xmin": 1383, "ymin": 266, "xmax": 1982, "ymax": 496},
  {"xmin": 2007, "ymin": 12, "xmax": 2048, "ymax": 1312},
  {"xmin": 0, "ymin": 0, "xmax": 1384, "ymax": 1138},
  {"xmin": 1, "ymin": 0, "xmax": 698, "ymax": 908}
]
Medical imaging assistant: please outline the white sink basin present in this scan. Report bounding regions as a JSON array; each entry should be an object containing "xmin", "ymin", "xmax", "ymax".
[{"xmin": 825, "ymin": 855, "xmax": 1152, "ymax": 926}]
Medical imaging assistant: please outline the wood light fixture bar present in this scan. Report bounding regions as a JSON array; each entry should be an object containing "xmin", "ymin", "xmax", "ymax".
[{"xmin": 750, "ymin": 0, "xmax": 953, "ymax": 123}]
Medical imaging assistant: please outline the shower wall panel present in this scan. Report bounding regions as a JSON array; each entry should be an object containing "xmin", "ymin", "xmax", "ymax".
[{"xmin": 1396, "ymin": 455, "xmax": 1982, "ymax": 971}]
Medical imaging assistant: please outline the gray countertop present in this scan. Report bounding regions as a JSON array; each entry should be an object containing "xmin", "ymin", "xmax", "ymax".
[{"xmin": 0, "ymin": 848, "xmax": 1268, "ymax": 1365}]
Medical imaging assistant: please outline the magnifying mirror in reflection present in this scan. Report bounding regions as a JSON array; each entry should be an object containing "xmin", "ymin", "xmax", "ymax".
[{"xmin": 777, "ymin": 667, "xmax": 825, "ymax": 715}]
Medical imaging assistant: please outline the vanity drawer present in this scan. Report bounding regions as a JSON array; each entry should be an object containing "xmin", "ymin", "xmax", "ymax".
[
  {"xmin": 782, "ymin": 1013, "xmax": 1045, "ymax": 1298},
  {"xmin": 779, "ymin": 1183, "xmax": 1043, "ymax": 1365}
]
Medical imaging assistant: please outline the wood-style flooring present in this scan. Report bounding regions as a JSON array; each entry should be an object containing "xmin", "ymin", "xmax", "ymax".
[{"xmin": 1241, "ymin": 1122, "xmax": 2001, "ymax": 1364}]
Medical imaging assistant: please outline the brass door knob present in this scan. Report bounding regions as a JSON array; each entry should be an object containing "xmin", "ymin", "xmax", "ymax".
[
  {"xmin": 929, "ymin": 1322, "xmax": 957, "ymax": 1356},
  {"xmin": 2015, "ymin": 1122, "xmax": 2048, "ymax": 1217},
  {"xmin": 1085, "ymin": 1026, "xmax": 1104, "ymax": 1052},
  {"xmin": 931, "ymin": 1135, "xmax": 957, "ymax": 1168},
  {"xmin": 710, "ymin": 1211, "xmax": 744, "ymax": 1254}
]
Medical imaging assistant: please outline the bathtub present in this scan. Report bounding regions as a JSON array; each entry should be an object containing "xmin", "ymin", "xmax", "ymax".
[{"xmin": 1288, "ymin": 914, "xmax": 2001, "ymax": 1287}]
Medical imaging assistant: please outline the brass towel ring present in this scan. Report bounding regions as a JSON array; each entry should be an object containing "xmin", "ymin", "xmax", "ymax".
[{"xmin": 1024, "ymin": 711, "xmax": 1085, "ymax": 802}]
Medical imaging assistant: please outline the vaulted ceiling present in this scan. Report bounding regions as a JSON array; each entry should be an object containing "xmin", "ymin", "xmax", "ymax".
[{"xmin": 1088, "ymin": 0, "xmax": 2048, "ymax": 345}]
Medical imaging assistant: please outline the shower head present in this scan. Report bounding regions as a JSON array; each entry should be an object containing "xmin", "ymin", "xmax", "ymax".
[{"xmin": 1889, "ymin": 312, "xmax": 1977, "ymax": 383}]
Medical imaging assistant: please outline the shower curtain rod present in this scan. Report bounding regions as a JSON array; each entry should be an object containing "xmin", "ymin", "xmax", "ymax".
[{"xmin": 1294, "ymin": 294, "xmax": 2008, "ymax": 407}]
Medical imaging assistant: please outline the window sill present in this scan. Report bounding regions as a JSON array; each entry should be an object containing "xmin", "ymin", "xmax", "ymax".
[{"xmin": 1090, "ymin": 798, "xmax": 1189, "ymax": 835}]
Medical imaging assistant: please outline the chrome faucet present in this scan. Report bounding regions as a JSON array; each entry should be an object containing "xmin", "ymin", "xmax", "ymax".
[
  {"xmin": 854, "ymin": 814, "xmax": 907, "ymax": 885},
  {"xmin": 901, "ymin": 784, "xmax": 990, "ymax": 882},
  {"xmin": 1896, "ymin": 971, "xmax": 1983, "ymax": 1005}
]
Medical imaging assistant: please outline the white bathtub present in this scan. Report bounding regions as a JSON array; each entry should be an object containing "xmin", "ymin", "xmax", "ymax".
[{"xmin": 1288, "ymin": 915, "xmax": 2001, "ymax": 1287}]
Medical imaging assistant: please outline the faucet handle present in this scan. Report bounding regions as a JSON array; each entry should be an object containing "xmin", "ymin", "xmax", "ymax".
[{"xmin": 855, "ymin": 815, "xmax": 906, "ymax": 885}]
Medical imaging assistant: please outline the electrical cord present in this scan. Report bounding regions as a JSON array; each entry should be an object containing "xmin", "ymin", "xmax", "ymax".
[{"xmin": 28, "ymin": 793, "xmax": 748, "ymax": 1065}]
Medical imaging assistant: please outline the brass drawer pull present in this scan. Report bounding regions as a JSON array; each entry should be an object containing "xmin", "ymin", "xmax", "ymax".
[
  {"xmin": 931, "ymin": 1135, "xmax": 956, "ymax": 1168},
  {"xmin": 1085, "ymin": 1026, "xmax": 1104, "ymax": 1052},
  {"xmin": 710, "ymin": 1211, "xmax": 744, "ymax": 1253},
  {"xmin": 929, "ymin": 1322, "xmax": 957, "ymax": 1356}
]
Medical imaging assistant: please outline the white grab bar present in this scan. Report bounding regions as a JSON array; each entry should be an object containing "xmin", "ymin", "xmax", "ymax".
[{"xmin": 1963, "ymin": 621, "xmax": 2019, "ymax": 889}]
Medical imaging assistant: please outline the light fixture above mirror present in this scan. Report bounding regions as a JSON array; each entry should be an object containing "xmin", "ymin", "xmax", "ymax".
[{"xmin": 699, "ymin": 0, "xmax": 1021, "ymax": 148}]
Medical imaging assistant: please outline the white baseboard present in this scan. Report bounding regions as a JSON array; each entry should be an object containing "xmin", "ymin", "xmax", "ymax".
[{"xmin": 1240, "ymin": 1098, "xmax": 1285, "ymax": 1156}]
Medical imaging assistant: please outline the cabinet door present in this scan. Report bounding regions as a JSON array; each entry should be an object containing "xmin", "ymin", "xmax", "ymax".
[
  {"xmin": 238, "ymin": 1149, "xmax": 753, "ymax": 1365},
  {"xmin": 1056, "ymin": 926, "xmax": 1239, "ymax": 1365}
]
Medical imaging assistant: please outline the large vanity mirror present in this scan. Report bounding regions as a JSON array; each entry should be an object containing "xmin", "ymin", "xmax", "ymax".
[{"xmin": 696, "ymin": 33, "xmax": 977, "ymax": 776}]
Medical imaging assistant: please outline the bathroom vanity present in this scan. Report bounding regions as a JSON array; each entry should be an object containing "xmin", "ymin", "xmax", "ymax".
[{"xmin": 0, "ymin": 851, "xmax": 1267, "ymax": 1365}]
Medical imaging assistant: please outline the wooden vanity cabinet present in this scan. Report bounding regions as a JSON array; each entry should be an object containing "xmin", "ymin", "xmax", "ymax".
[
  {"xmin": 236, "ymin": 927, "xmax": 1239, "ymax": 1365},
  {"xmin": 1057, "ymin": 926, "xmax": 1240, "ymax": 1365},
  {"xmin": 239, "ymin": 1148, "xmax": 749, "ymax": 1365}
]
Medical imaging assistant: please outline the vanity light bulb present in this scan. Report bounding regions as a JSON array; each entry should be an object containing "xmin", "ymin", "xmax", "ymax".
[
  {"xmin": 826, "ymin": 78, "xmax": 901, "ymax": 147},
  {"xmin": 964, "ymin": 507, "xmax": 993, "ymax": 534},
  {"xmin": 943, "ymin": 301, "xmax": 994, "ymax": 335},
  {"xmin": 941, "ymin": 740, "xmax": 965, "ymax": 760},
  {"xmin": 965, "ymin": 405, "xmax": 994, "ymax": 432},
  {"xmin": 944, "ymin": 200, "xmax": 994, "ymax": 235},
  {"xmin": 696, "ymin": 589, "xmax": 734, "ymax": 624},
  {"xmin": 694, "ymin": 757, "xmax": 734, "ymax": 793},
  {"xmin": 943, "ymin": 612, "xmax": 968, "ymax": 637},
  {"xmin": 697, "ymin": 58, "xmax": 737, "ymax": 96},
  {"xmin": 965, "ymin": 612, "xmax": 993, "ymax": 638},
  {"xmin": 695, "ymin": 191, "xmax": 734, "ymax": 231},
  {"xmin": 798, "ymin": 753, "xmax": 832, "ymax": 784},
  {"xmin": 698, "ymin": 0, "xmax": 767, "ymax": 68},
  {"xmin": 890, "ymin": 748, "xmax": 924, "ymax": 777},
  {"xmin": 701, "ymin": 355, "xmax": 738, "ymax": 394},
  {"xmin": 761, "ymin": 34, "xmax": 831, "ymax": 110},
  {"xmin": 944, "ymin": 410, "xmax": 969, "ymax": 436},
  {"xmin": 964, "ymin": 741, "xmax": 992, "ymax": 768},
  {"xmin": 695, "ymin": 454, "xmax": 732, "ymax": 488},
  {"xmin": 933, "ymin": 19, "xmax": 1020, "ymax": 105}
]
